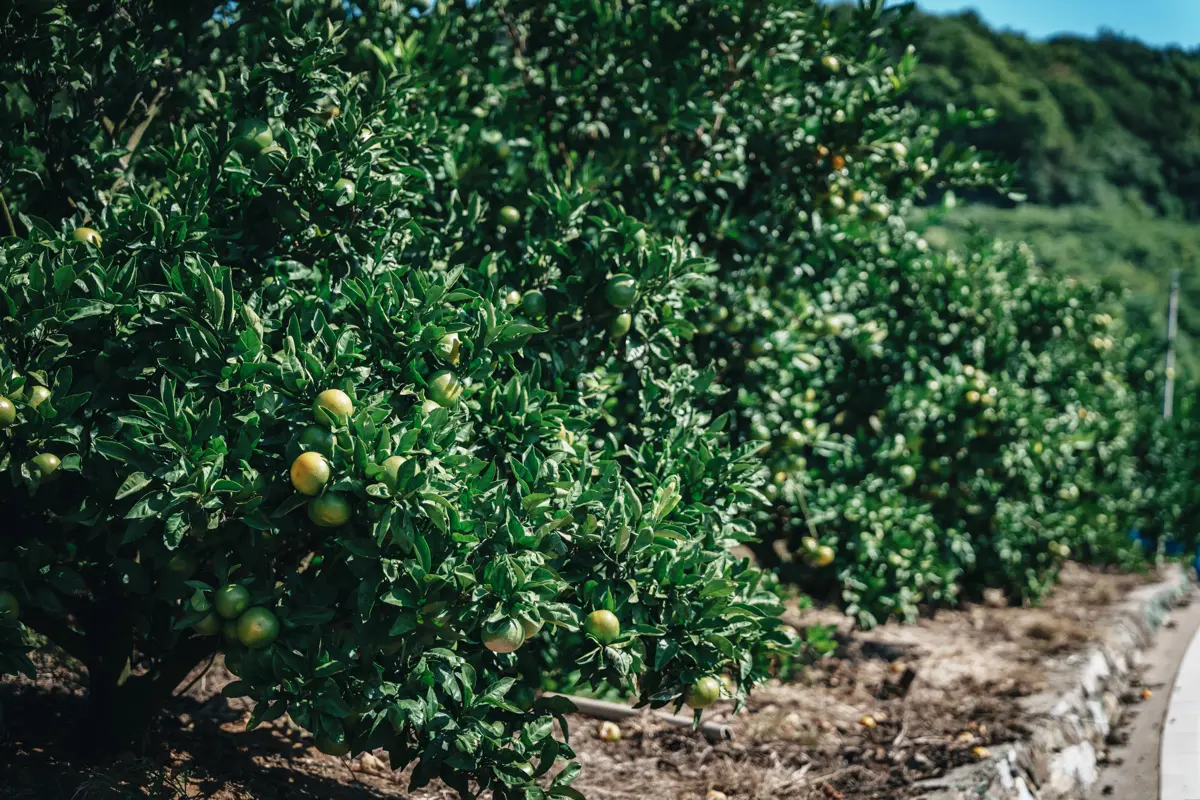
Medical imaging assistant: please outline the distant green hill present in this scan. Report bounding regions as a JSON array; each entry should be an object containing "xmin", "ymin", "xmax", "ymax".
[
  {"xmin": 910, "ymin": 11, "xmax": 1200, "ymax": 218},
  {"xmin": 904, "ymin": 10, "xmax": 1200, "ymax": 375}
]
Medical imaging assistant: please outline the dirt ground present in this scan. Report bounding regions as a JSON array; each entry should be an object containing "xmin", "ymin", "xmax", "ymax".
[{"xmin": 0, "ymin": 564, "xmax": 1161, "ymax": 800}]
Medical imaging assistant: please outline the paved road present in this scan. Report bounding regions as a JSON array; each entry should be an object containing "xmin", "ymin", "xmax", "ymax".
[{"xmin": 1090, "ymin": 589, "xmax": 1200, "ymax": 800}]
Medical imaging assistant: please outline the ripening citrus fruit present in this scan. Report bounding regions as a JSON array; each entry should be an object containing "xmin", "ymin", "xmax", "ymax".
[
  {"xmin": 720, "ymin": 674, "xmax": 737, "ymax": 698},
  {"xmin": 314, "ymin": 735, "xmax": 351, "ymax": 757},
  {"xmin": 786, "ymin": 430, "xmax": 805, "ymax": 448},
  {"xmin": 381, "ymin": 455, "xmax": 416, "ymax": 492},
  {"xmin": 30, "ymin": 453, "xmax": 61, "ymax": 480},
  {"xmin": 605, "ymin": 274, "xmax": 638, "ymax": 308},
  {"xmin": 584, "ymin": 609, "xmax": 620, "ymax": 644},
  {"xmin": 298, "ymin": 425, "xmax": 336, "ymax": 457},
  {"xmin": 214, "ymin": 584, "xmax": 251, "ymax": 619},
  {"xmin": 313, "ymin": 388, "xmax": 353, "ymax": 427},
  {"xmin": 821, "ymin": 54, "xmax": 841, "ymax": 72},
  {"xmin": 965, "ymin": 390, "xmax": 981, "ymax": 404},
  {"xmin": 436, "ymin": 333, "xmax": 461, "ymax": 365},
  {"xmin": 610, "ymin": 312, "xmax": 633, "ymax": 339},
  {"xmin": 290, "ymin": 451, "xmax": 331, "ymax": 496},
  {"xmin": 483, "ymin": 618, "xmax": 526, "ymax": 653},
  {"xmin": 897, "ymin": 465, "xmax": 916, "ymax": 486},
  {"xmin": 684, "ymin": 676, "xmax": 722, "ymax": 709},
  {"xmin": 499, "ymin": 205, "xmax": 521, "ymax": 226},
  {"xmin": 428, "ymin": 370, "xmax": 463, "ymax": 406},
  {"xmin": 813, "ymin": 545, "xmax": 835, "ymax": 567},
  {"xmin": 233, "ymin": 118, "xmax": 273, "ymax": 154},
  {"xmin": 0, "ymin": 590, "xmax": 19, "ymax": 622},
  {"xmin": 237, "ymin": 607, "xmax": 280, "ymax": 649},
  {"xmin": 521, "ymin": 290, "xmax": 547, "ymax": 317},
  {"xmin": 193, "ymin": 612, "xmax": 222, "ymax": 636},
  {"xmin": 309, "ymin": 493, "xmax": 352, "ymax": 527},
  {"xmin": 0, "ymin": 397, "xmax": 15, "ymax": 427},
  {"xmin": 72, "ymin": 226, "xmax": 102, "ymax": 246},
  {"xmin": 28, "ymin": 385, "xmax": 51, "ymax": 409}
]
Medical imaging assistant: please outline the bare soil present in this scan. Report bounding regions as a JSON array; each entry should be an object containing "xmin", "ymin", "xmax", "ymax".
[{"xmin": 0, "ymin": 564, "xmax": 1159, "ymax": 800}]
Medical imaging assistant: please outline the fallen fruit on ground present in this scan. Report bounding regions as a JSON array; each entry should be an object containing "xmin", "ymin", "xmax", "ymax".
[{"xmin": 598, "ymin": 721, "xmax": 621, "ymax": 742}]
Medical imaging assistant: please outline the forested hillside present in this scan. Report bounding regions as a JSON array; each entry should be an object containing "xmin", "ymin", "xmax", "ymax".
[{"xmin": 906, "ymin": 9, "xmax": 1200, "ymax": 372}]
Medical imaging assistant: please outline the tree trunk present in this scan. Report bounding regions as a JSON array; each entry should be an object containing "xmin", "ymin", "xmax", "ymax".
[{"xmin": 77, "ymin": 626, "xmax": 214, "ymax": 756}]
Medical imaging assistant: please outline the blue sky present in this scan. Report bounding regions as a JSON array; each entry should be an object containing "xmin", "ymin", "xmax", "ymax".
[{"xmin": 912, "ymin": 0, "xmax": 1200, "ymax": 48}]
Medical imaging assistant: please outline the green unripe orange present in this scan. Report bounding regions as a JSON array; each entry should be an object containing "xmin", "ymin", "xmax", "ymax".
[
  {"xmin": 521, "ymin": 290, "xmax": 547, "ymax": 317},
  {"xmin": 436, "ymin": 333, "xmax": 461, "ymax": 365},
  {"xmin": 315, "ymin": 735, "xmax": 351, "ymax": 757},
  {"xmin": 193, "ymin": 612, "xmax": 222, "ymax": 636},
  {"xmin": 605, "ymin": 274, "xmax": 638, "ymax": 308},
  {"xmin": 381, "ymin": 455, "xmax": 416, "ymax": 492},
  {"xmin": 72, "ymin": 227, "xmax": 102, "ymax": 246},
  {"xmin": 237, "ymin": 607, "xmax": 280, "ymax": 649},
  {"xmin": 313, "ymin": 389, "xmax": 353, "ymax": 427},
  {"xmin": 332, "ymin": 178, "xmax": 356, "ymax": 201},
  {"xmin": 28, "ymin": 385, "xmax": 51, "ymax": 409},
  {"xmin": 30, "ymin": 453, "xmax": 61, "ymax": 480},
  {"xmin": 214, "ymin": 584, "xmax": 251, "ymax": 619},
  {"xmin": 298, "ymin": 425, "xmax": 335, "ymax": 457},
  {"xmin": 428, "ymin": 370, "xmax": 463, "ymax": 406},
  {"xmin": 233, "ymin": 118, "xmax": 273, "ymax": 154},
  {"xmin": 309, "ymin": 493, "xmax": 352, "ymax": 527},
  {"xmin": 0, "ymin": 397, "xmax": 14, "ymax": 427},
  {"xmin": 499, "ymin": 205, "xmax": 521, "ymax": 226},
  {"xmin": 684, "ymin": 676, "xmax": 722, "ymax": 709},
  {"xmin": 483, "ymin": 618, "xmax": 526, "ymax": 654},
  {"xmin": 584, "ymin": 609, "xmax": 620, "ymax": 644},
  {"xmin": 0, "ymin": 590, "xmax": 19, "ymax": 622},
  {"xmin": 610, "ymin": 313, "xmax": 633, "ymax": 339}
]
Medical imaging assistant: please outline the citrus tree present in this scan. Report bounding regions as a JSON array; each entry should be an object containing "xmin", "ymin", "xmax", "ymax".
[
  {"xmin": 361, "ymin": 0, "xmax": 1165, "ymax": 624},
  {"xmin": 0, "ymin": 2, "xmax": 794, "ymax": 793}
]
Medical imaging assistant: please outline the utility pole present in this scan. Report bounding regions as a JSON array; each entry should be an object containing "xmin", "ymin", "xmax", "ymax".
[{"xmin": 1164, "ymin": 269, "xmax": 1181, "ymax": 420}]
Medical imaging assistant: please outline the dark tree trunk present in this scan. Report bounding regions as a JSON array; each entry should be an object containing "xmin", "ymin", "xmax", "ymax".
[
  {"xmin": 78, "ymin": 638, "xmax": 214, "ymax": 756},
  {"xmin": 59, "ymin": 604, "xmax": 217, "ymax": 757}
]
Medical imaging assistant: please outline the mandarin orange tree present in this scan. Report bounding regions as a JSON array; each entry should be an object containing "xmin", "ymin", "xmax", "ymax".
[
  {"xmin": 360, "ymin": 0, "xmax": 1169, "ymax": 625},
  {"xmin": 0, "ymin": 2, "xmax": 794, "ymax": 794}
]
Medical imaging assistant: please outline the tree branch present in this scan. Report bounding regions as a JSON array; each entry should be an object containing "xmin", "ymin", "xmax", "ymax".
[
  {"xmin": 21, "ymin": 606, "xmax": 93, "ymax": 664},
  {"xmin": 0, "ymin": 190, "xmax": 15, "ymax": 238}
]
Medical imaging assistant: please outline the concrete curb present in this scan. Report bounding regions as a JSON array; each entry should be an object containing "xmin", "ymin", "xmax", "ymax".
[
  {"xmin": 917, "ymin": 565, "xmax": 1193, "ymax": 800},
  {"xmin": 1161, "ymin": 583, "xmax": 1200, "ymax": 800}
]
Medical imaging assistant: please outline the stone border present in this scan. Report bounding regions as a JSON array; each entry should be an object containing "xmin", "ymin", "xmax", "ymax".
[{"xmin": 916, "ymin": 564, "xmax": 1193, "ymax": 800}]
